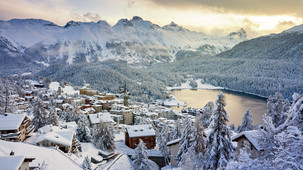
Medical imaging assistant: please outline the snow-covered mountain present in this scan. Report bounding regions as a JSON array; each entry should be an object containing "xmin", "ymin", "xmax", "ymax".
[{"xmin": 0, "ymin": 17, "xmax": 247, "ymax": 74}]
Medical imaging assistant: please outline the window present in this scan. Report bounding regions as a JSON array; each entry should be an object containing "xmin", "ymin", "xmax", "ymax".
[
  {"xmin": 145, "ymin": 141, "xmax": 149, "ymax": 144},
  {"xmin": 251, "ymin": 144, "xmax": 254, "ymax": 150},
  {"xmin": 145, "ymin": 136, "xmax": 149, "ymax": 140},
  {"xmin": 133, "ymin": 137, "xmax": 136, "ymax": 140},
  {"xmin": 241, "ymin": 141, "xmax": 244, "ymax": 147},
  {"xmin": 133, "ymin": 142, "xmax": 137, "ymax": 146}
]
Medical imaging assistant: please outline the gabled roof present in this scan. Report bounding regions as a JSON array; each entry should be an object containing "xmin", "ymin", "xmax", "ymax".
[
  {"xmin": 0, "ymin": 113, "xmax": 27, "ymax": 130},
  {"xmin": 232, "ymin": 130, "xmax": 264, "ymax": 151},
  {"xmin": 36, "ymin": 125, "xmax": 75, "ymax": 147},
  {"xmin": 126, "ymin": 124, "xmax": 155, "ymax": 138}
]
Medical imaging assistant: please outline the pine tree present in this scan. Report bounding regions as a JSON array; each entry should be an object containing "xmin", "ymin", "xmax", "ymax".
[
  {"xmin": 267, "ymin": 92, "xmax": 289, "ymax": 127},
  {"xmin": 176, "ymin": 116, "xmax": 192, "ymax": 165},
  {"xmin": 48, "ymin": 99, "xmax": 59, "ymax": 126},
  {"xmin": 76, "ymin": 114, "xmax": 92, "ymax": 142},
  {"xmin": 238, "ymin": 108, "xmax": 254, "ymax": 132},
  {"xmin": 158, "ymin": 123, "xmax": 170, "ymax": 165},
  {"xmin": 191, "ymin": 116, "xmax": 206, "ymax": 155},
  {"xmin": 204, "ymin": 92, "xmax": 233, "ymax": 169},
  {"xmin": 82, "ymin": 156, "xmax": 92, "ymax": 170},
  {"xmin": 32, "ymin": 98, "xmax": 49, "ymax": 131},
  {"xmin": 187, "ymin": 116, "xmax": 206, "ymax": 169},
  {"xmin": 93, "ymin": 123, "xmax": 115, "ymax": 151},
  {"xmin": 132, "ymin": 139, "xmax": 151, "ymax": 170},
  {"xmin": 200, "ymin": 101, "xmax": 214, "ymax": 128},
  {"xmin": 273, "ymin": 126, "xmax": 303, "ymax": 169},
  {"xmin": 172, "ymin": 119, "xmax": 182, "ymax": 140}
]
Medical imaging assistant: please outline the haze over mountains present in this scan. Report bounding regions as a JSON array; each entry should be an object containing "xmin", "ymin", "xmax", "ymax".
[{"xmin": 1, "ymin": 16, "xmax": 303, "ymax": 100}]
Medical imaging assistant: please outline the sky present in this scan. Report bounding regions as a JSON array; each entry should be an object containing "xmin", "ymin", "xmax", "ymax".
[{"xmin": 0, "ymin": 0, "xmax": 303, "ymax": 37}]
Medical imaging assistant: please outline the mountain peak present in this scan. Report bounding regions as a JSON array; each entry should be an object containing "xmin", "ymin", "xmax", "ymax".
[
  {"xmin": 115, "ymin": 19, "xmax": 133, "ymax": 27},
  {"xmin": 131, "ymin": 16, "xmax": 143, "ymax": 21},
  {"xmin": 163, "ymin": 21, "xmax": 185, "ymax": 31},
  {"xmin": 228, "ymin": 28, "xmax": 247, "ymax": 39},
  {"xmin": 64, "ymin": 21, "xmax": 81, "ymax": 28}
]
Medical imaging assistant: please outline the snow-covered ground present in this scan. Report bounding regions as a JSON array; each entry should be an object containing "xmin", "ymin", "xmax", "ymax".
[{"xmin": 49, "ymin": 81, "xmax": 79, "ymax": 95}]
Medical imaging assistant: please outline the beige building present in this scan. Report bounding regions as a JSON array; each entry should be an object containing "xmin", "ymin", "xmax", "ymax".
[
  {"xmin": 167, "ymin": 138, "xmax": 181, "ymax": 167},
  {"xmin": 0, "ymin": 113, "xmax": 34, "ymax": 142},
  {"xmin": 110, "ymin": 109, "xmax": 134, "ymax": 125}
]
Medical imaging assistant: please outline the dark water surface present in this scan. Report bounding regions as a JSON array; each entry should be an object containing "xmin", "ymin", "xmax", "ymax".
[{"xmin": 172, "ymin": 89, "xmax": 267, "ymax": 126}]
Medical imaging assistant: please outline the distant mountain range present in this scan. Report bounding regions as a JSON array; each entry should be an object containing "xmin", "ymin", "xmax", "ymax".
[
  {"xmin": 0, "ymin": 16, "xmax": 247, "ymax": 75},
  {"xmin": 1, "ymin": 16, "xmax": 303, "ymax": 99}
]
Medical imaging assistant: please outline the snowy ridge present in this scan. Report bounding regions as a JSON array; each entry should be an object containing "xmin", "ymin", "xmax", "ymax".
[
  {"xmin": 0, "ymin": 17, "xmax": 247, "ymax": 68},
  {"xmin": 282, "ymin": 24, "xmax": 303, "ymax": 34}
]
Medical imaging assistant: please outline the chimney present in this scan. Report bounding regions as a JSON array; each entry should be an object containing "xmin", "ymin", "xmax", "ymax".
[{"xmin": 10, "ymin": 151, "xmax": 15, "ymax": 156}]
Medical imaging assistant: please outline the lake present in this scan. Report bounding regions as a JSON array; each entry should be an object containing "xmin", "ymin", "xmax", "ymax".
[{"xmin": 172, "ymin": 89, "xmax": 267, "ymax": 126}]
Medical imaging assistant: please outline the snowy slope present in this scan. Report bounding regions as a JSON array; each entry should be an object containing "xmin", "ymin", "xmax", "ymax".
[{"xmin": 0, "ymin": 16, "xmax": 247, "ymax": 72}]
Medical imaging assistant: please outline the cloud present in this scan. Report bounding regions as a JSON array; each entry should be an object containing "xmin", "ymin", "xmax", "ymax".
[
  {"xmin": 147, "ymin": 0, "xmax": 303, "ymax": 16},
  {"xmin": 71, "ymin": 13, "xmax": 103, "ymax": 22},
  {"xmin": 0, "ymin": 0, "xmax": 72, "ymax": 25}
]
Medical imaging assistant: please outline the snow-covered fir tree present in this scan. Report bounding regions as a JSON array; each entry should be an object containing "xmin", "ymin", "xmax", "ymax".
[
  {"xmin": 93, "ymin": 122, "xmax": 115, "ymax": 151},
  {"xmin": 176, "ymin": 116, "xmax": 193, "ymax": 165},
  {"xmin": 76, "ymin": 114, "xmax": 92, "ymax": 142},
  {"xmin": 132, "ymin": 139, "xmax": 152, "ymax": 170},
  {"xmin": 238, "ymin": 108, "xmax": 254, "ymax": 132},
  {"xmin": 172, "ymin": 119, "xmax": 182, "ymax": 140},
  {"xmin": 48, "ymin": 99, "xmax": 59, "ymax": 126},
  {"xmin": 32, "ymin": 98, "xmax": 49, "ymax": 130},
  {"xmin": 191, "ymin": 116, "xmax": 206, "ymax": 155},
  {"xmin": 261, "ymin": 93, "xmax": 303, "ymax": 169},
  {"xmin": 185, "ymin": 116, "xmax": 206, "ymax": 169},
  {"xmin": 273, "ymin": 126, "xmax": 303, "ymax": 169},
  {"xmin": 204, "ymin": 92, "xmax": 233, "ymax": 169},
  {"xmin": 266, "ymin": 92, "xmax": 290, "ymax": 127},
  {"xmin": 157, "ymin": 123, "xmax": 170, "ymax": 165},
  {"xmin": 82, "ymin": 156, "xmax": 92, "ymax": 170},
  {"xmin": 199, "ymin": 101, "xmax": 214, "ymax": 128}
]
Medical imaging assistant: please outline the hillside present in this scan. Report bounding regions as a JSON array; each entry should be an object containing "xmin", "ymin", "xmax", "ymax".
[{"xmin": 149, "ymin": 25, "xmax": 303, "ymax": 99}]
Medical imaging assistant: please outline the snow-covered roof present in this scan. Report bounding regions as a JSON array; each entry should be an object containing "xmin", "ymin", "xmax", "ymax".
[
  {"xmin": 36, "ymin": 125, "xmax": 75, "ymax": 147},
  {"xmin": 88, "ymin": 112, "xmax": 114, "ymax": 124},
  {"xmin": 0, "ymin": 156, "xmax": 25, "ymax": 170},
  {"xmin": 0, "ymin": 113, "xmax": 26, "ymax": 130},
  {"xmin": 0, "ymin": 140, "xmax": 81, "ymax": 169},
  {"xmin": 232, "ymin": 130, "xmax": 264, "ymax": 151},
  {"xmin": 143, "ymin": 112, "xmax": 158, "ymax": 117},
  {"xmin": 126, "ymin": 124, "xmax": 155, "ymax": 138},
  {"xmin": 167, "ymin": 138, "xmax": 181, "ymax": 146}
]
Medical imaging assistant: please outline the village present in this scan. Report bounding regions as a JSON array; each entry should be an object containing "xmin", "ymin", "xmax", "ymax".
[{"xmin": 0, "ymin": 77, "xmax": 301, "ymax": 170}]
